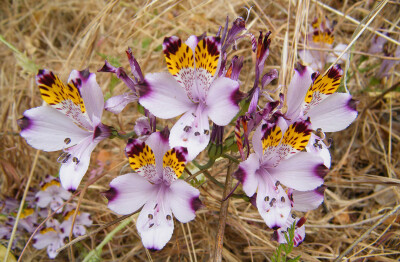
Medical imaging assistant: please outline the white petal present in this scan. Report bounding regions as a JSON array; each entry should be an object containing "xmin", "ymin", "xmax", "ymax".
[
  {"xmin": 35, "ymin": 191, "xmax": 51, "ymax": 208},
  {"xmin": 139, "ymin": 72, "xmax": 194, "ymax": 119},
  {"xmin": 106, "ymin": 173, "xmax": 157, "ymax": 215},
  {"xmin": 59, "ymin": 137, "xmax": 98, "ymax": 191},
  {"xmin": 306, "ymin": 93, "xmax": 358, "ymax": 132},
  {"xmin": 169, "ymin": 109, "xmax": 210, "ymax": 160},
  {"xmin": 136, "ymin": 199, "xmax": 174, "ymax": 250},
  {"xmin": 206, "ymin": 77, "xmax": 241, "ymax": 126},
  {"xmin": 168, "ymin": 180, "xmax": 200, "ymax": 223},
  {"xmin": 306, "ymin": 133, "xmax": 331, "ymax": 168},
  {"xmin": 19, "ymin": 106, "xmax": 90, "ymax": 151}
]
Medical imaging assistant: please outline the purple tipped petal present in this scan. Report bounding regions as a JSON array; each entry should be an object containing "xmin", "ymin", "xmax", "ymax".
[
  {"xmin": 307, "ymin": 93, "xmax": 358, "ymax": 132},
  {"xmin": 269, "ymin": 152, "xmax": 325, "ymax": 191},
  {"xmin": 107, "ymin": 173, "xmax": 157, "ymax": 215},
  {"xmin": 273, "ymin": 216, "xmax": 305, "ymax": 247},
  {"xmin": 126, "ymin": 48, "xmax": 144, "ymax": 82},
  {"xmin": 292, "ymin": 185, "xmax": 326, "ymax": 212},
  {"xmin": 139, "ymin": 72, "xmax": 193, "ymax": 119},
  {"xmin": 168, "ymin": 180, "xmax": 200, "ymax": 223},
  {"xmin": 19, "ymin": 106, "xmax": 90, "ymax": 151},
  {"xmin": 235, "ymin": 153, "xmax": 260, "ymax": 197},
  {"xmin": 206, "ymin": 77, "xmax": 241, "ymax": 126}
]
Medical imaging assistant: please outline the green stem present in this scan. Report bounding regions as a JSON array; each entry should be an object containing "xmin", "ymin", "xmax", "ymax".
[{"xmin": 82, "ymin": 216, "xmax": 133, "ymax": 262}]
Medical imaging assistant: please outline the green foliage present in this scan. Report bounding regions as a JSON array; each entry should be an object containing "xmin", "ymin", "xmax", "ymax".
[{"xmin": 271, "ymin": 221, "xmax": 301, "ymax": 262}]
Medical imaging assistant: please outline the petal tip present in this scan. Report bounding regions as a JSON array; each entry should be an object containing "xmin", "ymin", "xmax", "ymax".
[
  {"xmin": 102, "ymin": 187, "xmax": 118, "ymax": 202},
  {"xmin": 233, "ymin": 167, "xmax": 246, "ymax": 183},
  {"xmin": 17, "ymin": 116, "xmax": 32, "ymax": 131},
  {"xmin": 231, "ymin": 87, "xmax": 244, "ymax": 105},
  {"xmin": 295, "ymin": 62, "xmax": 307, "ymax": 76},
  {"xmin": 347, "ymin": 98, "xmax": 358, "ymax": 112},
  {"xmin": 315, "ymin": 164, "xmax": 328, "ymax": 179},
  {"xmin": 190, "ymin": 197, "xmax": 203, "ymax": 212}
]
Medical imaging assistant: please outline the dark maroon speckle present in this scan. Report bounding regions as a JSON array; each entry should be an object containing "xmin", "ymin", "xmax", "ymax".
[
  {"xmin": 93, "ymin": 126, "xmax": 102, "ymax": 139},
  {"xmin": 160, "ymin": 127, "xmax": 170, "ymax": 142},
  {"xmin": 296, "ymin": 217, "xmax": 307, "ymax": 228},
  {"xmin": 102, "ymin": 187, "xmax": 118, "ymax": 202}
]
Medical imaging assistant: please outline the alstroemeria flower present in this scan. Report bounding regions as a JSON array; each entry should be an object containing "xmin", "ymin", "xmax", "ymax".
[
  {"xmin": 139, "ymin": 35, "xmax": 243, "ymax": 160},
  {"xmin": 35, "ymin": 177, "xmax": 71, "ymax": 213},
  {"xmin": 18, "ymin": 69, "xmax": 111, "ymax": 190},
  {"xmin": 60, "ymin": 209, "xmax": 92, "ymax": 237},
  {"xmin": 234, "ymin": 119, "xmax": 327, "ymax": 229},
  {"xmin": 33, "ymin": 219, "xmax": 65, "ymax": 259},
  {"xmin": 104, "ymin": 131, "xmax": 201, "ymax": 250},
  {"xmin": 284, "ymin": 64, "xmax": 358, "ymax": 167},
  {"xmin": 299, "ymin": 17, "xmax": 348, "ymax": 71}
]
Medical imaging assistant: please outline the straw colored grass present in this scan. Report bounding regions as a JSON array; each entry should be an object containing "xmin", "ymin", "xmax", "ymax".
[{"xmin": 1, "ymin": 0, "xmax": 399, "ymax": 261}]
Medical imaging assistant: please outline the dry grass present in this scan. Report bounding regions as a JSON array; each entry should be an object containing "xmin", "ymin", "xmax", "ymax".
[{"xmin": 1, "ymin": 0, "xmax": 400, "ymax": 261}]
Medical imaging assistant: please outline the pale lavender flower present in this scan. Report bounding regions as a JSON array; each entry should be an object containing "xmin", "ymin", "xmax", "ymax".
[
  {"xmin": 35, "ymin": 177, "xmax": 71, "ymax": 213},
  {"xmin": 18, "ymin": 69, "xmax": 111, "ymax": 190},
  {"xmin": 60, "ymin": 208, "xmax": 92, "ymax": 237},
  {"xmin": 33, "ymin": 219, "xmax": 65, "ymax": 259},
  {"xmin": 139, "ymin": 35, "xmax": 243, "ymax": 160},
  {"xmin": 234, "ymin": 119, "xmax": 327, "ymax": 229},
  {"xmin": 104, "ymin": 131, "xmax": 201, "ymax": 250}
]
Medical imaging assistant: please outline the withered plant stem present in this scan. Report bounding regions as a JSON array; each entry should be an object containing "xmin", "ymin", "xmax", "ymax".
[{"xmin": 213, "ymin": 160, "xmax": 235, "ymax": 262}]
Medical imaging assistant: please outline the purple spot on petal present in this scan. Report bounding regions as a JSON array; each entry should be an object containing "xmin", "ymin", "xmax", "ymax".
[
  {"xmin": 17, "ymin": 116, "xmax": 31, "ymax": 131},
  {"xmin": 191, "ymin": 197, "xmax": 202, "ymax": 212},
  {"xmin": 102, "ymin": 187, "xmax": 118, "ymax": 202},
  {"xmin": 68, "ymin": 187, "xmax": 76, "ymax": 193},
  {"xmin": 139, "ymin": 81, "xmax": 152, "ymax": 97},
  {"xmin": 231, "ymin": 88, "xmax": 244, "ymax": 105},
  {"xmin": 295, "ymin": 62, "xmax": 307, "ymax": 76},
  {"xmin": 311, "ymin": 72, "xmax": 319, "ymax": 82},
  {"xmin": 79, "ymin": 68, "xmax": 90, "ymax": 81},
  {"xmin": 233, "ymin": 167, "xmax": 246, "ymax": 183},
  {"xmin": 315, "ymin": 164, "xmax": 328, "ymax": 179},
  {"xmin": 160, "ymin": 127, "xmax": 170, "ymax": 142},
  {"xmin": 347, "ymin": 98, "xmax": 358, "ymax": 111},
  {"xmin": 327, "ymin": 64, "xmax": 343, "ymax": 79},
  {"xmin": 272, "ymin": 225, "xmax": 280, "ymax": 230},
  {"xmin": 147, "ymin": 247, "xmax": 159, "ymax": 252}
]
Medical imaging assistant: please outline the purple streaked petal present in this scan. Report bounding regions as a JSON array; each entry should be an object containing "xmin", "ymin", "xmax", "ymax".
[
  {"xmin": 106, "ymin": 173, "xmax": 157, "ymax": 214},
  {"xmin": 235, "ymin": 153, "xmax": 260, "ymax": 197},
  {"xmin": 68, "ymin": 69, "xmax": 104, "ymax": 126},
  {"xmin": 134, "ymin": 116, "xmax": 152, "ymax": 137},
  {"xmin": 285, "ymin": 64, "xmax": 314, "ymax": 121},
  {"xmin": 139, "ymin": 72, "xmax": 193, "ymax": 119},
  {"xmin": 261, "ymin": 69, "xmax": 278, "ymax": 88},
  {"xmin": 268, "ymin": 152, "xmax": 326, "ymax": 191},
  {"xmin": 19, "ymin": 106, "xmax": 90, "ymax": 151},
  {"xmin": 292, "ymin": 186, "xmax": 326, "ymax": 212},
  {"xmin": 136, "ymin": 198, "xmax": 174, "ymax": 250},
  {"xmin": 307, "ymin": 93, "xmax": 358, "ymax": 132},
  {"xmin": 104, "ymin": 93, "xmax": 138, "ymax": 114},
  {"xmin": 98, "ymin": 60, "xmax": 138, "ymax": 92},
  {"xmin": 126, "ymin": 48, "xmax": 144, "ymax": 82},
  {"xmin": 168, "ymin": 179, "xmax": 200, "ymax": 223},
  {"xmin": 206, "ymin": 77, "xmax": 241, "ymax": 126}
]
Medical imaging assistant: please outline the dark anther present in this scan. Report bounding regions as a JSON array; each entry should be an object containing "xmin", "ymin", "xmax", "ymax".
[
  {"xmin": 275, "ymin": 181, "xmax": 280, "ymax": 187},
  {"xmin": 194, "ymin": 132, "xmax": 200, "ymax": 136},
  {"xmin": 64, "ymin": 138, "xmax": 71, "ymax": 144},
  {"xmin": 166, "ymin": 215, "xmax": 172, "ymax": 220},
  {"xmin": 149, "ymin": 223, "xmax": 154, "ymax": 228},
  {"xmin": 269, "ymin": 198, "xmax": 276, "ymax": 207},
  {"xmin": 204, "ymin": 129, "xmax": 210, "ymax": 135},
  {"xmin": 72, "ymin": 157, "xmax": 79, "ymax": 164},
  {"xmin": 148, "ymin": 214, "xmax": 153, "ymax": 219},
  {"xmin": 184, "ymin": 126, "xmax": 191, "ymax": 132},
  {"xmin": 264, "ymin": 196, "xmax": 269, "ymax": 202},
  {"xmin": 281, "ymin": 196, "xmax": 285, "ymax": 202}
]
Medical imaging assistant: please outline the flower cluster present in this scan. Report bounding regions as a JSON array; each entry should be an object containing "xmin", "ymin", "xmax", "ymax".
[
  {"xmin": 16, "ymin": 14, "xmax": 358, "ymax": 257},
  {"xmin": 0, "ymin": 175, "xmax": 92, "ymax": 259}
]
